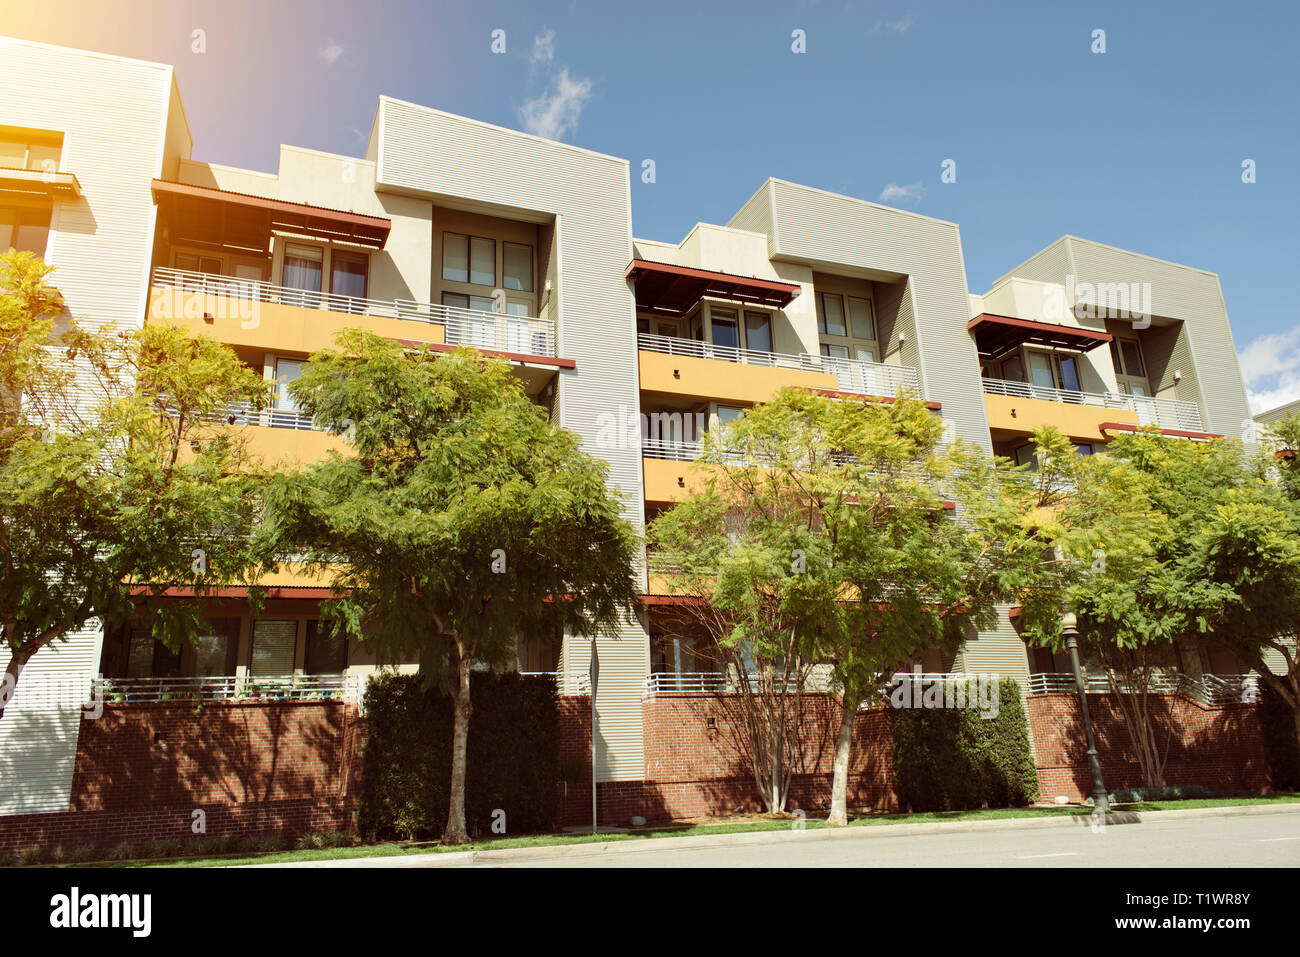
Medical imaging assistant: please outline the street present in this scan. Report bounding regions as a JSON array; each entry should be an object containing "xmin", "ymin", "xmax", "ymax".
[{"xmin": 461, "ymin": 809, "xmax": 1300, "ymax": 868}]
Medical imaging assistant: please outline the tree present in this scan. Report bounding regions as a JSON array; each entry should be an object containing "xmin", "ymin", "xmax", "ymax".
[
  {"xmin": 650, "ymin": 390, "xmax": 1067, "ymax": 821},
  {"xmin": 1025, "ymin": 427, "xmax": 1300, "ymax": 786},
  {"xmin": 261, "ymin": 329, "xmax": 640, "ymax": 844},
  {"xmin": 0, "ymin": 251, "xmax": 273, "ymax": 717}
]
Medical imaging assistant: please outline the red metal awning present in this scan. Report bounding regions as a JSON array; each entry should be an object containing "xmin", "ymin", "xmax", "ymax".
[
  {"xmin": 968, "ymin": 313, "xmax": 1112, "ymax": 359},
  {"xmin": 626, "ymin": 259, "xmax": 801, "ymax": 315},
  {"xmin": 151, "ymin": 179, "xmax": 391, "ymax": 252}
]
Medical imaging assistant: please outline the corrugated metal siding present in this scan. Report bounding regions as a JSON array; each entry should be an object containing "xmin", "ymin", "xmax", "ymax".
[
  {"xmin": 990, "ymin": 236, "xmax": 1072, "ymax": 288},
  {"xmin": 0, "ymin": 39, "xmax": 172, "ymax": 813},
  {"xmin": 760, "ymin": 180, "xmax": 991, "ymax": 452},
  {"xmin": 375, "ymin": 99, "xmax": 648, "ymax": 780}
]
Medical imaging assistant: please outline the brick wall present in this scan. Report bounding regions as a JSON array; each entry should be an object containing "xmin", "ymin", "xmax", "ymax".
[
  {"xmin": 0, "ymin": 701, "xmax": 363, "ymax": 856},
  {"xmin": 1027, "ymin": 692, "xmax": 1271, "ymax": 801},
  {"xmin": 557, "ymin": 693, "xmax": 896, "ymax": 826}
]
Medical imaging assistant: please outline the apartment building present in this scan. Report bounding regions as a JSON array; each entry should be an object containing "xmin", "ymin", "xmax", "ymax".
[{"xmin": 0, "ymin": 37, "xmax": 1263, "ymax": 819}]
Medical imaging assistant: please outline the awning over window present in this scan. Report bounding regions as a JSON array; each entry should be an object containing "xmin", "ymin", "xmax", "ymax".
[
  {"xmin": 968, "ymin": 313, "xmax": 1112, "ymax": 360},
  {"xmin": 151, "ymin": 179, "xmax": 391, "ymax": 252},
  {"xmin": 626, "ymin": 259, "xmax": 801, "ymax": 315},
  {"xmin": 0, "ymin": 168, "xmax": 81, "ymax": 199}
]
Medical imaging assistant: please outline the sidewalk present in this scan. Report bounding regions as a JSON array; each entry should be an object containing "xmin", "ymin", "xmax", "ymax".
[{"xmin": 240, "ymin": 802, "xmax": 1300, "ymax": 868}]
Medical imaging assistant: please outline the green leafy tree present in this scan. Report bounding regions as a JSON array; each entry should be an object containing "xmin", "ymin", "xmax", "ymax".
[
  {"xmin": 651, "ymin": 390, "xmax": 1069, "ymax": 820},
  {"xmin": 1024, "ymin": 428, "xmax": 1300, "ymax": 785},
  {"xmin": 262, "ymin": 330, "xmax": 640, "ymax": 844},
  {"xmin": 0, "ymin": 251, "xmax": 273, "ymax": 716}
]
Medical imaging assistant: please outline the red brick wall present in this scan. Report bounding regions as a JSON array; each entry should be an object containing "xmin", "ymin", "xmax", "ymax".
[
  {"xmin": 1027, "ymin": 692, "xmax": 1271, "ymax": 801},
  {"xmin": 557, "ymin": 693, "xmax": 896, "ymax": 826},
  {"xmin": 0, "ymin": 701, "xmax": 364, "ymax": 856}
]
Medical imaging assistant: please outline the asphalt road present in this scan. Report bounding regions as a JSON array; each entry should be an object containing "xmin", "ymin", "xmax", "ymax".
[{"xmin": 471, "ymin": 809, "xmax": 1300, "ymax": 868}]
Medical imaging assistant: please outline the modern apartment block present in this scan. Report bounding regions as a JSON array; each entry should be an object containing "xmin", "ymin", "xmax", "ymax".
[{"xmin": 0, "ymin": 37, "xmax": 1267, "ymax": 822}]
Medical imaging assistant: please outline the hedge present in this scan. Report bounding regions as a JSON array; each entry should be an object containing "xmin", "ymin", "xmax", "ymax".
[
  {"xmin": 891, "ymin": 677, "xmax": 1040, "ymax": 811},
  {"xmin": 358, "ymin": 671, "xmax": 561, "ymax": 840},
  {"xmin": 1259, "ymin": 680, "xmax": 1300, "ymax": 791}
]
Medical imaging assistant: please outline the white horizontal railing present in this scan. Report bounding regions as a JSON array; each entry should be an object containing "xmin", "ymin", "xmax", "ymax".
[
  {"xmin": 982, "ymin": 377, "xmax": 1203, "ymax": 431},
  {"xmin": 643, "ymin": 670, "xmax": 974, "ymax": 699},
  {"xmin": 1027, "ymin": 671, "xmax": 1259, "ymax": 706},
  {"xmin": 152, "ymin": 267, "xmax": 557, "ymax": 358},
  {"xmin": 518, "ymin": 671, "xmax": 592, "ymax": 695},
  {"xmin": 637, "ymin": 334, "xmax": 921, "ymax": 398},
  {"xmin": 97, "ymin": 673, "xmax": 360, "ymax": 703}
]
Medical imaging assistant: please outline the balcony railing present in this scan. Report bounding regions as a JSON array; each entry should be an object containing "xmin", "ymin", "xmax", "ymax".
[
  {"xmin": 151, "ymin": 267, "xmax": 557, "ymax": 358},
  {"xmin": 982, "ymin": 377, "xmax": 1203, "ymax": 431},
  {"xmin": 518, "ymin": 671, "xmax": 592, "ymax": 695},
  {"xmin": 643, "ymin": 670, "xmax": 972, "ymax": 700},
  {"xmin": 1027, "ymin": 671, "xmax": 1258, "ymax": 706},
  {"xmin": 637, "ymin": 333, "xmax": 921, "ymax": 398},
  {"xmin": 97, "ymin": 673, "xmax": 360, "ymax": 703}
]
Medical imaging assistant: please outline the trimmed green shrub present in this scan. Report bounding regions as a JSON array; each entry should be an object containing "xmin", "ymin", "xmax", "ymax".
[
  {"xmin": 358, "ymin": 671, "xmax": 561, "ymax": 841},
  {"xmin": 1259, "ymin": 681, "xmax": 1300, "ymax": 791},
  {"xmin": 891, "ymin": 677, "xmax": 1039, "ymax": 811}
]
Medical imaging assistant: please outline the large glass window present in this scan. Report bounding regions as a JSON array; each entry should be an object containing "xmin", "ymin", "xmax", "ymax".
[
  {"xmin": 744, "ymin": 311, "xmax": 772, "ymax": 353},
  {"xmin": 817, "ymin": 293, "xmax": 846, "ymax": 336},
  {"xmin": 848, "ymin": 297, "xmax": 876, "ymax": 341},
  {"xmin": 282, "ymin": 244, "xmax": 323, "ymax": 307},
  {"xmin": 710, "ymin": 307, "xmax": 739, "ymax": 349},
  {"xmin": 194, "ymin": 620, "xmax": 237, "ymax": 676},
  {"xmin": 304, "ymin": 620, "xmax": 347, "ymax": 674},
  {"xmin": 503, "ymin": 242, "xmax": 533, "ymax": 292},
  {"xmin": 126, "ymin": 629, "xmax": 181, "ymax": 678},
  {"xmin": 250, "ymin": 620, "xmax": 297, "ymax": 676},
  {"xmin": 442, "ymin": 233, "xmax": 495, "ymax": 286},
  {"xmin": 1, "ymin": 207, "xmax": 51, "ymax": 257},
  {"xmin": 330, "ymin": 250, "xmax": 368, "ymax": 301}
]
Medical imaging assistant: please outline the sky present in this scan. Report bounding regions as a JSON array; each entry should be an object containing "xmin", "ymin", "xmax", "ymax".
[{"xmin": 3, "ymin": 0, "xmax": 1298, "ymax": 412}]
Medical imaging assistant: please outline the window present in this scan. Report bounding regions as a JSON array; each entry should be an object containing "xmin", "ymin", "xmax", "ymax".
[
  {"xmin": 710, "ymin": 307, "xmax": 739, "ymax": 349},
  {"xmin": 0, "ymin": 207, "xmax": 51, "ymax": 256},
  {"xmin": 304, "ymin": 620, "xmax": 347, "ymax": 674},
  {"xmin": 250, "ymin": 620, "xmax": 297, "ymax": 676},
  {"xmin": 330, "ymin": 250, "xmax": 368, "ymax": 301},
  {"xmin": 848, "ymin": 297, "xmax": 875, "ymax": 341},
  {"xmin": 1118, "ymin": 338, "xmax": 1145, "ymax": 377},
  {"xmin": 817, "ymin": 293, "xmax": 847, "ymax": 336},
  {"xmin": 0, "ymin": 127, "xmax": 63, "ymax": 173},
  {"xmin": 503, "ymin": 242, "xmax": 533, "ymax": 292},
  {"xmin": 273, "ymin": 358, "xmax": 306, "ymax": 428},
  {"xmin": 282, "ymin": 244, "xmax": 323, "ymax": 307},
  {"xmin": 1013, "ymin": 444, "xmax": 1038, "ymax": 470},
  {"xmin": 125, "ymin": 629, "xmax": 181, "ymax": 678},
  {"xmin": 442, "ymin": 233, "xmax": 495, "ymax": 286},
  {"xmin": 744, "ymin": 311, "xmax": 772, "ymax": 352},
  {"xmin": 1027, "ymin": 351, "xmax": 1056, "ymax": 390},
  {"xmin": 176, "ymin": 252, "xmax": 223, "ymax": 275},
  {"xmin": 441, "ymin": 292, "xmax": 495, "ymax": 312},
  {"xmin": 1073, "ymin": 443, "xmax": 1095, "ymax": 456},
  {"xmin": 194, "ymin": 620, "xmax": 237, "ymax": 676},
  {"xmin": 715, "ymin": 405, "xmax": 746, "ymax": 429}
]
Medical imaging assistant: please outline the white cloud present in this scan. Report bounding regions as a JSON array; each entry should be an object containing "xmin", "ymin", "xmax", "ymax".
[
  {"xmin": 519, "ymin": 66, "xmax": 593, "ymax": 141},
  {"xmin": 869, "ymin": 12, "xmax": 914, "ymax": 35},
  {"xmin": 530, "ymin": 28, "xmax": 555, "ymax": 66},
  {"xmin": 879, "ymin": 181, "xmax": 925, "ymax": 204},
  {"xmin": 1238, "ymin": 324, "xmax": 1300, "ymax": 414},
  {"xmin": 320, "ymin": 42, "xmax": 343, "ymax": 65}
]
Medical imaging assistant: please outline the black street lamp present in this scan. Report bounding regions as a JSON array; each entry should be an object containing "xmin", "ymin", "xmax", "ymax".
[{"xmin": 1061, "ymin": 612, "xmax": 1109, "ymax": 813}]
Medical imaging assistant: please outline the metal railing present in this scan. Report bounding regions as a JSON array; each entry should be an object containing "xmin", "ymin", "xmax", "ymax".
[
  {"xmin": 982, "ymin": 377, "xmax": 1203, "ymax": 431},
  {"xmin": 643, "ymin": 670, "xmax": 972, "ymax": 699},
  {"xmin": 637, "ymin": 334, "xmax": 921, "ymax": 397},
  {"xmin": 151, "ymin": 267, "xmax": 557, "ymax": 358},
  {"xmin": 97, "ymin": 673, "xmax": 360, "ymax": 703},
  {"xmin": 1027, "ymin": 671, "xmax": 1259, "ymax": 706},
  {"xmin": 518, "ymin": 671, "xmax": 592, "ymax": 695}
]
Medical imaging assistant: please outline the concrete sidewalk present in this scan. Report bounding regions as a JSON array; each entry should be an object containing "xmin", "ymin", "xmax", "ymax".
[{"xmin": 240, "ymin": 802, "xmax": 1300, "ymax": 868}]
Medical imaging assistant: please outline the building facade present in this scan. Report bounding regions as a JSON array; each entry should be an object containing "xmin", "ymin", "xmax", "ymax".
[{"xmin": 0, "ymin": 36, "xmax": 1267, "ymax": 823}]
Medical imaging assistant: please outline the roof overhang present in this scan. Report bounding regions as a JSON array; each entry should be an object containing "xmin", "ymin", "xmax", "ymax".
[
  {"xmin": 151, "ymin": 179, "xmax": 391, "ymax": 252},
  {"xmin": 968, "ymin": 313, "xmax": 1112, "ymax": 360},
  {"xmin": 626, "ymin": 259, "xmax": 801, "ymax": 316},
  {"xmin": 0, "ymin": 167, "xmax": 81, "ymax": 199}
]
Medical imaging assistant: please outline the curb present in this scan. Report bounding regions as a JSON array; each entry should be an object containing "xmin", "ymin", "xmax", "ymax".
[{"xmin": 236, "ymin": 801, "xmax": 1300, "ymax": 867}]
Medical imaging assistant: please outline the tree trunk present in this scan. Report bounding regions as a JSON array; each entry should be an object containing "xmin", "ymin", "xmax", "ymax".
[
  {"xmin": 826, "ymin": 688, "xmax": 856, "ymax": 826},
  {"xmin": 442, "ymin": 652, "xmax": 473, "ymax": 845},
  {"xmin": 0, "ymin": 644, "xmax": 34, "ymax": 721}
]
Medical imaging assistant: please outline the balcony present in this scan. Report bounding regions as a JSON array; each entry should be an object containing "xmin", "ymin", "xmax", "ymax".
[
  {"xmin": 982, "ymin": 377, "xmax": 1203, "ymax": 438},
  {"xmin": 148, "ymin": 267, "xmax": 557, "ymax": 359},
  {"xmin": 1027, "ymin": 672, "xmax": 1257, "ymax": 706},
  {"xmin": 638, "ymin": 333, "xmax": 920, "ymax": 405},
  {"xmin": 97, "ymin": 673, "xmax": 361, "ymax": 704}
]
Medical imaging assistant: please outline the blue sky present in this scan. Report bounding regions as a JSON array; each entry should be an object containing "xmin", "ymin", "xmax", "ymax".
[{"xmin": 7, "ymin": 0, "xmax": 1299, "ymax": 410}]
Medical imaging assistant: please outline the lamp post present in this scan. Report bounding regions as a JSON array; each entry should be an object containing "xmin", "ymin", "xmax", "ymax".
[{"xmin": 1061, "ymin": 612, "xmax": 1109, "ymax": 812}]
